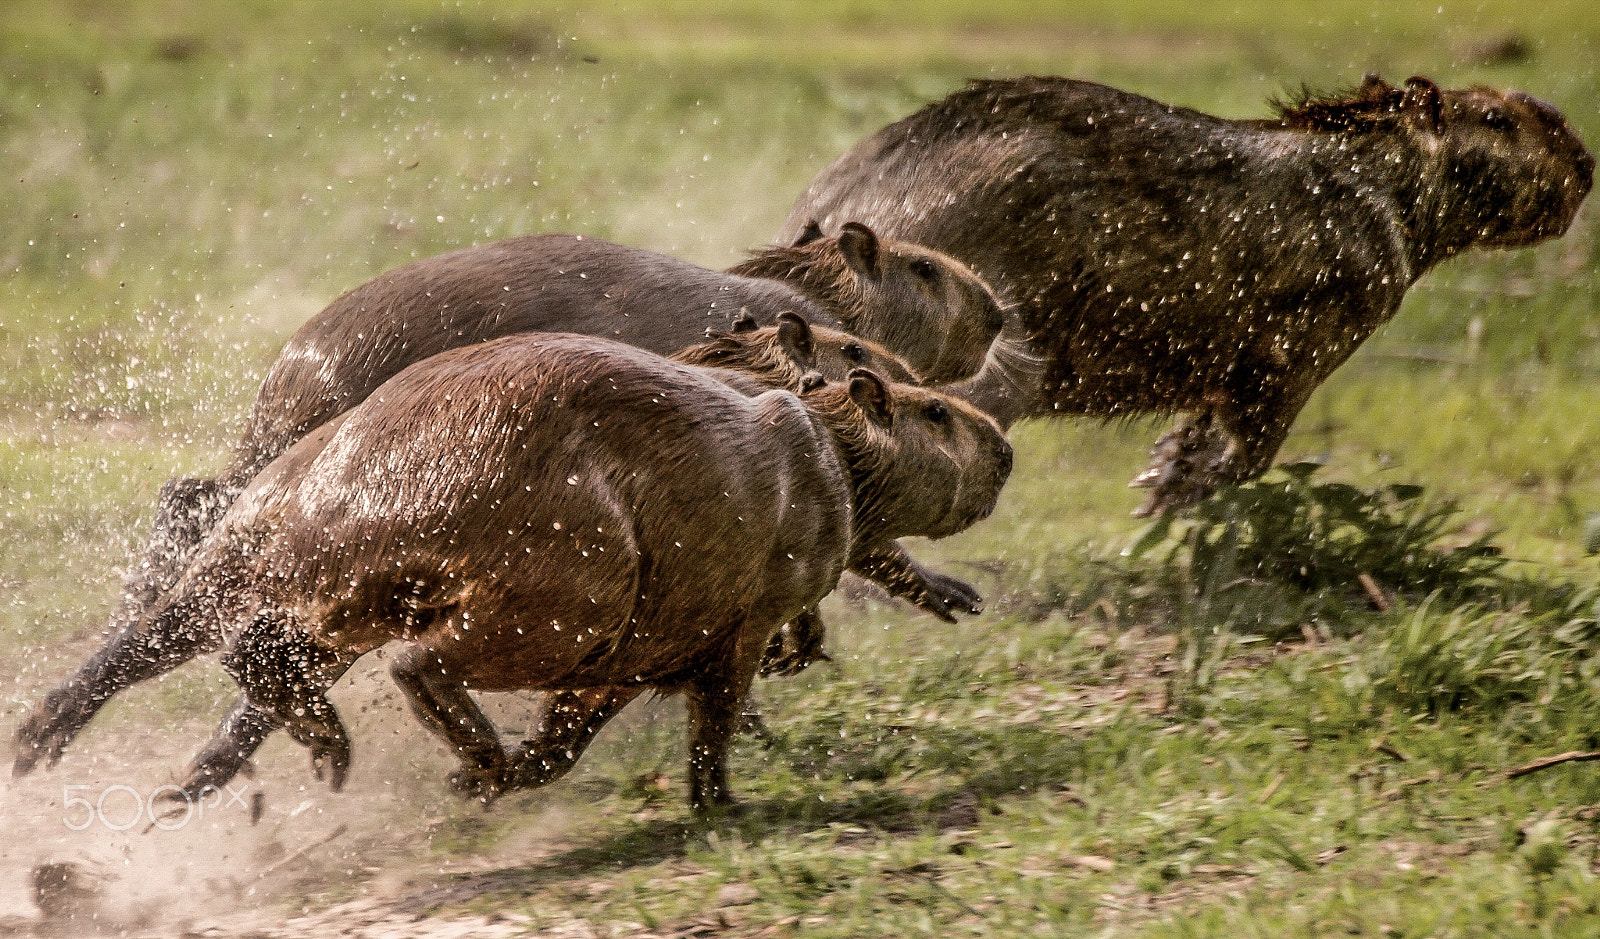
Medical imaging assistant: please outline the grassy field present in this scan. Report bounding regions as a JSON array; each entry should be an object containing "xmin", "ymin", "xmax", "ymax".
[{"xmin": 2, "ymin": 1, "xmax": 1599, "ymax": 935}]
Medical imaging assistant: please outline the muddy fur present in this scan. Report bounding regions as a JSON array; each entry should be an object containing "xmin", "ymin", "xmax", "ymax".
[
  {"xmin": 778, "ymin": 74, "xmax": 1593, "ymax": 514},
  {"xmin": 160, "ymin": 335, "xmax": 1011, "ymax": 812},
  {"xmin": 10, "ymin": 224, "xmax": 998, "ymax": 779}
]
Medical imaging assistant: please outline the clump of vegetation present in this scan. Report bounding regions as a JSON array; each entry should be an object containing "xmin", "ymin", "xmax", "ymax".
[{"xmin": 1124, "ymin": 462, "xmax": 1508, "ymax": 605}]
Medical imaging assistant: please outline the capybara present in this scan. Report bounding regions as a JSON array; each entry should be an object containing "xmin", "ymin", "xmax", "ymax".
[
  {"xmin": 10, "ymin": 319, "xmax": 959, "ymax": 777},
  {"xmin": 778, "ymin": 74, "xmax": 1594, "ymax": 514},
  {"xmin": 14, "ymin": 227, "xmax": 1002, "ymax": 777},
  {"xmin": 151, "ymin": 334, "xmax": 1010, "ymax": 812}
]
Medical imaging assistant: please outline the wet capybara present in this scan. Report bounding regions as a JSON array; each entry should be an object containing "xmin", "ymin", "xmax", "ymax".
[
  {"xmin": 13, "ymin": 229, "xmax": 1001, "ymax": 777},
  {"xmin": 10, "ymin": 319, "xmax": 953, "ymax": 778},
  {"xmin": 153, "ymin": 334, "xmax": 1010, "ymax": 812},
  {"xmin": 778, "ymin": 74, "xmax": 1594, "ymax": 514},
  {"xmin": 235, "ymin": 225, "xmax": 999, "ymax": 487}
]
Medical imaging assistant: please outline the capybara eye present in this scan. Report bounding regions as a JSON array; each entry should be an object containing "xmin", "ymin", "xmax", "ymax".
[
  {"xmin": 924, "ymin": 400, "xmax": 949, "ymax": 425},
  {"xmin": 910, "ymin": 258, "xmax": 939, "ymax": 281},
  {"xmin": 1482, "ymin": 108, "xmax": 1515, "ymax": 132},
  {"xmin": 843, "ymin": 342, "xmax": 866, "ymax": 363}
]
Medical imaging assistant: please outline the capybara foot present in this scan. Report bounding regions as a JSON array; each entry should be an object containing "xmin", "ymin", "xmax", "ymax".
[
  {"xmin": 305, "ymin": 736, "xmax": 351, "ymax": 792},
  {"xmin": 276, "ymin": 692, "xmax": 352, "ymax": 791},
  {"xmin": 737, "ymin": 707, "xmax": 770, "ymax": 739},
  {"xmin": 446, "ymin": 743, "xmax": 577, "ymax": 803},
  {"xmin": 913, "ymin": 568, "xmax": 983, "ymax": 622},
  {"xmin": 13, "ymin": 705, "xmax": 74, "ymax": 777},
  {"xmin": 148, "ymin": 784, "xmax": 207, "ymax": 828},
  {"xmin": 759, "ymin": 613, "xmax": 832, "ymax": 678},
  {"xmin": 690, "ymin": 791, "xmax": 742, "ymax": 818},
  {"xmin": 1130, "ymin": 418, "xmax": 1235, "ymax": 517},
  {"xmin": 447, "ymin": 763, "xmax": 513, "ymax": 804},
  {"xmin": 175, "ymin": 696, "xmax": 278, "ymax": 799}
]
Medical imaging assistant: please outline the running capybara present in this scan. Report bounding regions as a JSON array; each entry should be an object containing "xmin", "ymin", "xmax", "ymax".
[
  {"xmin": 12, "ymin": 228, "xmax": 1002, "ymax": 777},
  {"xmin": 156, "ymin": 334, "xmax": 1011, "ymax": 812},
  {"xmin": 778, "ymin": 74, "xmax": 1594, "ymax": 514},
  {"xmin": 9, "ymin": 319, "xmax": 946, "ymax": 778}
]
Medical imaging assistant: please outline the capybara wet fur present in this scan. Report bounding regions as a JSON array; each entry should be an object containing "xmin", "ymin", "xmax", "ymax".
[
  {"xmin": 13, "ymin": 227, "xmax": 1002, "ymax": 777},
  {"xmin": 145, "ymin": 334, "xmax": 1011, "ymax": 812},
  {"xmin": 779, "ymin": 74, "xmax": 1594, "ymax": 514}
]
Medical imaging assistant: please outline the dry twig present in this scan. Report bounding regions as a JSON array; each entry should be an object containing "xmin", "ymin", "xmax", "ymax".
[{"xmin": 1506, "ymin": 750, "xmax": 1600, "ymax": 780}]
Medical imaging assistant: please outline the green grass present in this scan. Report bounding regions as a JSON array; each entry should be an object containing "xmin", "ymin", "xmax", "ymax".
[{"xmin": 4, "ymin": 1, "xmax": 1600, "ymax": 936}]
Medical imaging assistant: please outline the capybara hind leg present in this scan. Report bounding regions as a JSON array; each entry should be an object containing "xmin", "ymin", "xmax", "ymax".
[
  {"xmin": 15, "ymin": 481, "xmax": 241, "ymax": 778},
  {"xmin": 686, "ymin": 666, "xmax": 761, "ymax": 814},
  {"xmin": 390, "ymin": 648, "xmax": 512, "ymax": 802},
  {"xmin": 502, "ymin": 688, "xmax": 642, "ymax": 792},
  {"xmin": 222, "ymin": 618, "xmax": 353, "ymax": 791},
  {"xmin": 175, "ymin": 696, "xmax": 282, "ymax": 801},
  {"xmin": 120, "ymin": 477, "xmax": 237, "ymax": 621},
  {"xmin": 14, "ymin": 595, "xmax": 229, "ymax": 778}
]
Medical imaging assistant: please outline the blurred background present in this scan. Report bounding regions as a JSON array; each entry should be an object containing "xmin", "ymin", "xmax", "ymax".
[{"xmin": 1, "ymin": 3, "xmax": 1597, "ymax": 934}]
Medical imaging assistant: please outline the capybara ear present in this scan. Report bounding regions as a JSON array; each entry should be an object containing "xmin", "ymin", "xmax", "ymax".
[
  {"xmin": 776, "ymin": 311, "xmax": 816, "ymax": 363},
  {"xmin": 1401, "ymin": 76, "xmax": 1444, "ymax": 134},
  {"xmin": 798, "ymin": 371, "xmax": 827, "ymax": 394},
  {"xmin": 847, "ymin": 368, "xmax": 894, "ymax": 427},
  {"xmin": 1357, "ymin": 73, "xmax": 1393, "ymax": 99},
  {"xmin": 793, "ymin": 220, "xmax": 825, "ymax": 247},
  {"xmin": 730, "ymin": 308, "xmax": 758, "ymax": 333},
  {"xmin": 838, "ymin": 222, "xmax": 881, "ymax": 279}
]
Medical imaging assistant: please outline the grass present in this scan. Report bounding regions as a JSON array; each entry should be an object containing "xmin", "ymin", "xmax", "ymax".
[{"xmin": 3, "ymin": 1, "xmax": 1600, "ymax": 936}]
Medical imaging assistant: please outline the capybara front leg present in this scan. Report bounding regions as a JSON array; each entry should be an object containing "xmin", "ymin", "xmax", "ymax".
[
  {"xmin": 389, "ymin": 647, "xmax": 512, "ymax": 802},
  {"xmin": 221, "ymin": 617, "xmax": 353, "ymax": 791},
  {"xmin": 758, "ymin": 607, "xmax": 831, "ymax": 678},
  {"xmin": 1131, "ymin": 351, "xmax": 1321, "ymax": 517},
  {"xmin": 1210, "ymin": 361, "xmax": 1318, "ymax": 491},
  {"xmin": 504, "ymin": 687, "xmax": 642, "ymax": 793},
  {"xmin": 849, "ymin": 540, "xmax": 982, "ymax": 622}
]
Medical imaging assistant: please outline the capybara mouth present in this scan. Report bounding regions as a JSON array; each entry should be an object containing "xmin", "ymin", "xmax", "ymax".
[{"xmin": 953, "ymin": 443, "xmax": 1013, "ymax": 533}]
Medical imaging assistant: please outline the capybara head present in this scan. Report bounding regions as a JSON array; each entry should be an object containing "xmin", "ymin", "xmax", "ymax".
[
  {"xmin": 674, "ymin": 310, "xmax": 919, "ymax": 389},
  {"xmin": 728, "ymin": 223, "xmax": 1004, "ymax": 385},
  {"xmin": 1278, "ymin": 75, "xmax": 1593, "ymax": 251},
  {"xmin": 802, "ymin": 369, "xmax": 1012, "ymax": 545}
]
